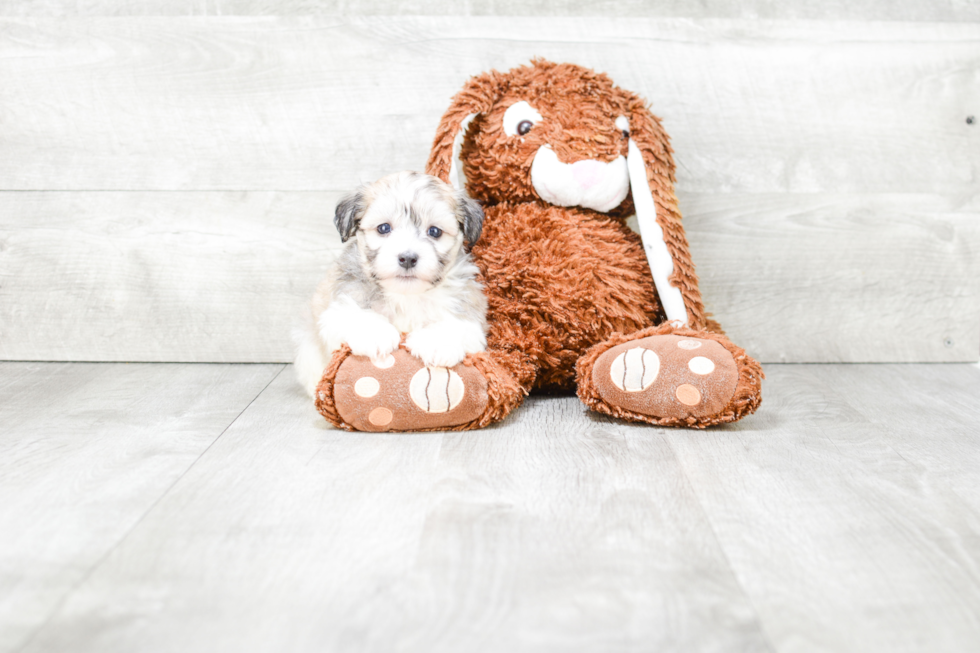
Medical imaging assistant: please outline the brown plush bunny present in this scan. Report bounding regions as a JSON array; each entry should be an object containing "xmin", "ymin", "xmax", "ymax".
[{"xmin": 315, "ymin": 59, "xmax": 763, "ymax": 431}]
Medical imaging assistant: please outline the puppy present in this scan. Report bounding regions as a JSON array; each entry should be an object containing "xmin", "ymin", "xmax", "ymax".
[{"xmin": 295, "ymin": 171, "xmax": 488, "ymax": 397}]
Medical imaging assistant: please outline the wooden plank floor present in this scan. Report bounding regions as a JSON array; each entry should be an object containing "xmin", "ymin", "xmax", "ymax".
[{"xmin": 1, "ymin": 362, "xmax": 979, "ymax": 652}]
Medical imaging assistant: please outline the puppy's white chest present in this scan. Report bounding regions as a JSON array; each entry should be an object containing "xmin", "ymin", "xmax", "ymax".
[{"xmin": 375, "ymin": 292, "xmax": 452, "ymax": 333}]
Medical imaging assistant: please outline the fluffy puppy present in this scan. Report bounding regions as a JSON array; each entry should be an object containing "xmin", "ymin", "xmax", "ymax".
[{"xmin": 295, "ymin": 171, "xmax": 488, "ymax": 397}]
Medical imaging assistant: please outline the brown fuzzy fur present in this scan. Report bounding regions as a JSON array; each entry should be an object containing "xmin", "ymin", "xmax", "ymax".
[
  {"xmin": 319, "ymin": 59, "xmax": 762, "ymax": 430},
  {"xmin": 427, "ymin": 60, "xmax": 712, "ymax": 332},
  {"xmin": 475, "ymin": 201, "xmax": 664, "ymax": 390},
  {"xmin": 313, "ymin": 344, "xmax": 353, "ymax": 431}
]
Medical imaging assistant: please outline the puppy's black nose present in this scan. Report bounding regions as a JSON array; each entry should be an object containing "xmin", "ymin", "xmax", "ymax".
[{"xmin": 398, "ymin": 251, "xmax": 419, "ymax": 269}]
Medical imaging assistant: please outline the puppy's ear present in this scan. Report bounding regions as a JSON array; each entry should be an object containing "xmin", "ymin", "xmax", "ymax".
[
  {"xmin": 333, "ymin": 187, "xmax": 367, "ymax": 243},
  {"xmin": 455, "ymin": 192, "xmax": 484, "ymax": 246}
]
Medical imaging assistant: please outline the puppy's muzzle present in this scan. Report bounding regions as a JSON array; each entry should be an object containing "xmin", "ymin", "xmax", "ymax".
[{"xmin": 398, "ymin": 251, "xmax": 419, "ymax": 270}]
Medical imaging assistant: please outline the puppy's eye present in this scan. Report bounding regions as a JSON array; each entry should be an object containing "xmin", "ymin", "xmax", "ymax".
[
  {"xmin": 503, "ymin": 101, "xmax": 543, "ymax": 137},
  {"xmin": 427, "ymin": 226, "xmax": 443, "ymax": 238},
  {"xmin": 376, "ymin": 223, "xmax": 391, "ymax": 235}
]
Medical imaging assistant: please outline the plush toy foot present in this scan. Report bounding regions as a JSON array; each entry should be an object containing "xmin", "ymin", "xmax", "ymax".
[
  {"xmin": 314, "ymin": 346, "xmax": 526, "ymax": 432},
  {"xmin": 576, "ymin": 326, "xmax": 763, "ymax": 428}
]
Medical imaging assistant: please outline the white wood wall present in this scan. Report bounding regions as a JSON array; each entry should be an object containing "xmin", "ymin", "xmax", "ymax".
[{"xmin": 0, "ymin": 7, "xmax": 977, "ymax": 362}]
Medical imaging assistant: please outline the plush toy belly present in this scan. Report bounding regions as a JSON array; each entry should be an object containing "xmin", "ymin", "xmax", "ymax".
[{"xmin": 472, "ymin": 201, "xmax": 664, "ymax": 390}]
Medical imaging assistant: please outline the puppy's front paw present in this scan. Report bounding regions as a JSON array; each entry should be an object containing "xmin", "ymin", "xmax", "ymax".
[
  {"xmin": 406, "ymin": 321, "xmax": 485, "ymax": 368},
  {"xmin": 344, "ymin": 319, "xmax": 401, "ymax": 361}
]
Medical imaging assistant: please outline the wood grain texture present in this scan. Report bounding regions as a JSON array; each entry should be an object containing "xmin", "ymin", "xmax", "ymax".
[
  {"xmin": 666, "ymin": 363, "xmax": 980, "ymax": 652},
  {"xmin": 812, "ymin": 363, "xmax": 980, "ymax": 506},
  {"xmin": 0, "ymin": 191, "xmax": 337, "ymax": 362},
  {"xmin": 0, "ymin": 362, "xmax": 283, "ymax": 653},
  {"xmin": 0, "ymin": 18, "xmax": 977, "ymax": 194},
  {"xmin": 2, "ymin": 191, "xmax": 976, "ymax": 363},
  {"xmin": 1, "ymin": 0, "xmax": 978, "ymax": 21},
  {"xmin": 7, "ymin": 362, "xmax": 980, "ymax": 652},
  {"xmin": 18, "ymin": 369, "xmax": 773, "ymax": 653},
  {"xmin": 680, "ymin": 193, "xmax": 980, "ymax": 363}
]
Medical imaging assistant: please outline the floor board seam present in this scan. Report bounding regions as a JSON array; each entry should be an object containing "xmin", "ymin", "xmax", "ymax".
[
  {"xmin": 815, "ymin": 365, "xmax": 980, "ymax": 531},
  {"xmin": 10, "ymin": 363, "xmax": 287, "ymax": 653},
  {"xmin": 660, "ymin": 430, "xmax": 781, "ymax": 653}
]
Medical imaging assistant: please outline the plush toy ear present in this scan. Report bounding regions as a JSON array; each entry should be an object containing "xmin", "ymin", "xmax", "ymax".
[
  {"xmin": 333, "ymin": 186, "xmax": 367, "ymax": 243},
  {"xmin": 622, "ymin": 99, "xmax": 711, "ymax": 331},
  {"xmin": 425, "ymin": 70, "xmax": 507, "ymax": 190}
]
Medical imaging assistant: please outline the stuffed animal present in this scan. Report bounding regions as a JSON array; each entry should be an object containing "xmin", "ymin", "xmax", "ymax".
[{"xmin": 315, "ymin": 59, "xmax": 763, "ymax": 431}]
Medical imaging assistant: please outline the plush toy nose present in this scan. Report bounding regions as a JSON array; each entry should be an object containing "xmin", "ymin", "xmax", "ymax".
[
  {"xmin": 398, "ymin": 251, "xmax": 419, "ymax": 269},
  {"xmin": 571, "ymin": 159, "xmax": 604, "ymax": 189}
]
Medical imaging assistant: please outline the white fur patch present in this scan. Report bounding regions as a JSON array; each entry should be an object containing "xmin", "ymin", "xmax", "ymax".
[
  {"xmin": 530, "ymin": 145, "xmax": 630, "ymax": 213},
  {"xmin": 405, "ymin": 318, "xmax": 486, "ymax": 368},
  {"xmin": 293, "ymin": 325, "xmax": 330, "ymax": 397},
  {"xmin": 319, "ymin": 297, "xmax": 401, "ymax": 361}
]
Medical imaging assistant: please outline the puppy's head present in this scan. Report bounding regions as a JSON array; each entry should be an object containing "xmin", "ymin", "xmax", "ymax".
[{"xmin": 334, "ymin": 171, "xmax": 483, "ymax": 295}]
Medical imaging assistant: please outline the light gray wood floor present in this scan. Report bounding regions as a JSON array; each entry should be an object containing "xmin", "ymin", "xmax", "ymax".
[{"xmin": 1, "ymin": 361, "xmax": 979, "ymax": 652}]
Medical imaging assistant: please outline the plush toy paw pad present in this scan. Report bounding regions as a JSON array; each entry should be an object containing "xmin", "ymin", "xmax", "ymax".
[
  {"xmin": 593, "ymin": 335, "xmax": 739, "ymax": 420},
  {"xmin": 333, "ymin": 348, "xmax": 488, "ymax": 432}
]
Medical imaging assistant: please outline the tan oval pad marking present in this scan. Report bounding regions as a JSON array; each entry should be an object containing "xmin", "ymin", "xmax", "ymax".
[
  {"xmin": 675, "ymin": 384, "xmax": 701, "ymax": 406},
  {"xmin": 368, "ymin": 407, "xmax": 393, "ymax": 426}
]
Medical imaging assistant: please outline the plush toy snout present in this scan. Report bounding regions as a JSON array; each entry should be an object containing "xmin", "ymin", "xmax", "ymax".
[
  {"xmin": 529, "ymin": 146, "xmax": 629, "ymax": 212},
  {"xmin": 571, "ymin": 159, "xmax": 605, "ymax": 188}
]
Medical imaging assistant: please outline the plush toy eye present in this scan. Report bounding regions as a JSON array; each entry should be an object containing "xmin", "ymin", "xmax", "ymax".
[
  {"xmin": 615, "ymin": 115, "xmax": 630, "ymax": 140},
  {"xmin": 427, "ymin": 226, "xmax": 443, "ymax": 238},
  {"xmin": 503, "ymin": 100, "xmax": 543, "ymax": 137},
  {"xmin": 377, "ymin": 223, "xmax": 391, "ymax": 234}
]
